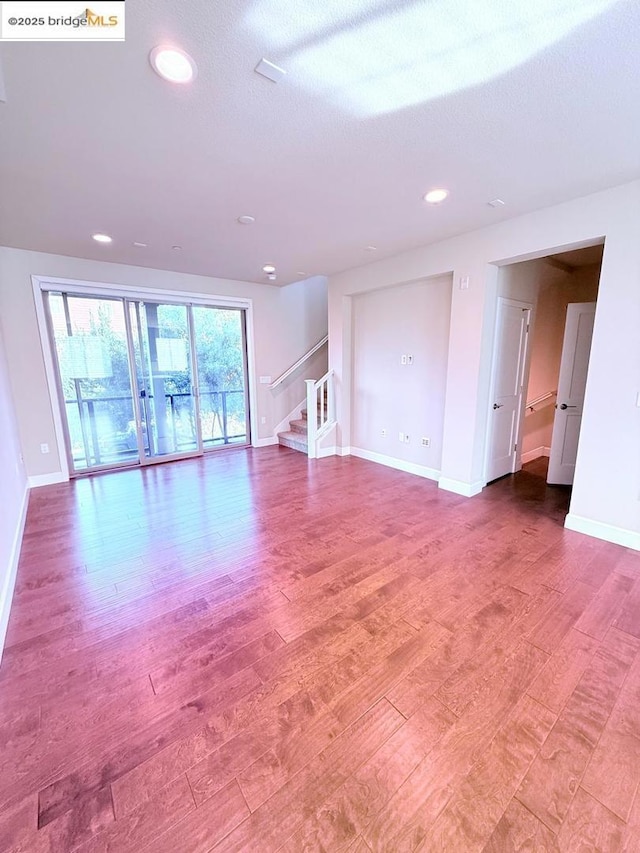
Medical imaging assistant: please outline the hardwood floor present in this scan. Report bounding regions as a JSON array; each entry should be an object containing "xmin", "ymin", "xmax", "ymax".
[{"xmin": 1, "ymin": 448, "xmax": 639, "ymax": 852}]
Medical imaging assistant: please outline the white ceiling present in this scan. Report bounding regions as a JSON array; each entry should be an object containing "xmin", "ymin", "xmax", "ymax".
[{"xmin": 0, "ymin": 0, "xmax": 639, "ymax": 286}]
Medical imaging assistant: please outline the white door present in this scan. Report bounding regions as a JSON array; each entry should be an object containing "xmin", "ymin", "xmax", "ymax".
[
  {"xmin": 547, "ymin": 302, "xmax": 596, "ymax": 485},
  {"xmin": 485, "ymin": 298, "xmax": 532, "ymax": 482}
]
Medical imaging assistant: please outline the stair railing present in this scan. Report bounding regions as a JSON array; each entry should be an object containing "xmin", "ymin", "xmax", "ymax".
[
  {"xmin": 268, "ymin": 336, "xmax": 328, "ymax": 389},
  {"xmin": 305, "ymin": 370, "xmax": 335, "ymax": 459},
  {"xmin": 525, "ymin": 389, "xmax": 557, "ymax": 413}
]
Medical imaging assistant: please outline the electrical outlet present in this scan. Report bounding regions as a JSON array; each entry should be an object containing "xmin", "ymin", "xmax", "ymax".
[
  {"xmin": 421, "ymin": 437, "xmax": 430, "ymax": 447},
  {"xmin": 398, "ymin": 431, "xmax": 404, "ymax": 442},
  {"xmin": 381, "ymin": 428, "xmax": 387, "ymax": 437},
  {"xmin": 40, "ymin": 443, "xmax": 49, "ymax": 454},
  {"xmin": 404, "ymin": 434, "xmax": 410, "ymax": 443},
  {"xmin": 407, "ymin": 355, "xmax": 413, "ymax": 365}
]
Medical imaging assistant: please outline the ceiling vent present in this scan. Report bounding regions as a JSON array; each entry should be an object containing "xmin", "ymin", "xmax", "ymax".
[{"xmin": 254, "ymin": 58, "xmax": 286, "ymax": 83}]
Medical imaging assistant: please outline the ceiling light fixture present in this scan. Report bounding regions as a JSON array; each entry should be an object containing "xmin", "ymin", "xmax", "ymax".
[
  {"xmin": 132, "ymin": 241, "xmax": 147, "ymax": 248},
  {"xmin": 92, "ymin": 233, "xmax": 112, "ymax": 244},
  {"xmin": 488, "ymin": 198, "xmax": 505, "ymax": 207},
  {"xmin": 365, "ymin": 245, "xmax": 377, "ymax": 251},
  {"xmin": 424, "ymin": 188, "xmax": 449, "ymax": 204},
  {"xmin": 237, "ymin": 215, "xmax": 256, "ymax": 225},
  {"xmin": 150, "ymin": 46, "xmax": 197, "ymax": 84},
  {"xmin": 262, "ymin": 264, "xmax": 276, "ymax": 273}
]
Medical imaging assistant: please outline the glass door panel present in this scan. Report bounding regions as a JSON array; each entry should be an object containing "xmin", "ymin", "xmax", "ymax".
[
  {"xmin": 47, "ymin": 292, "xmax": 139, "ymax": 472},
  {"xmin": 129, "ymin": 301, "xmax": 200, "ymax": 460},
  {"xmin": 191, "ymin": 306, "xmax": 250, "ymax": 448}
]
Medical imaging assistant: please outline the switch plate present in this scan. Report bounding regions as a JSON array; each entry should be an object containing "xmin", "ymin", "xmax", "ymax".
[
  {"xmin": 421, "ymin": 437, "xmax": 430, "ymax": 447},
  {"xmin": 460, "ymin": 276, "xmax": 470, "ymax": 290},
  {"xmin": 398, "ymin": 432, "xmax": 404, "ymax": 442},
  {"xmin": 261, "ymin": 416, "xmax": 266, "ymax": 424},
  {"xmin": 381, "ymin": 429, "xmax": 387, "ymax": 437},
  {"xmin": 40, "ymin": 443, "xmax": 49, "ymax": 454},
  {"xmin": 404, "ymin": 434, "xmax": 410, "ymax": 443},
  {"xmin": 407, "ymin": 355, "xmax": 413, "ymax": 365},
  {"xmin": 400, "ymin": 355, "xmax": 407, "ymax": 365}
]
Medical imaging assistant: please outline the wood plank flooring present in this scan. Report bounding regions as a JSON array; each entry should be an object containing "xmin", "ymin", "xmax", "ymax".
[{"xmin": 1, "ymin": 448, "xmax": 639, "ymax": 852}]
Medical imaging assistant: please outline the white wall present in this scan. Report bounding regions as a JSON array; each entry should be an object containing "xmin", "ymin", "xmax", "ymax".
[
  {"xmin": 0, "ymin": 319, "xmax": 28, "ymax": 658},
  {"xmin": 328, "ymin": 180, "xmax": 640, "ymax": 548},
  {"xmin": 0, "ymin": 248, "xmax": 327, "ymax": 480},
  {"xmin": 351, "ymin": 275, "xmax": 452, "ymax": 476}
]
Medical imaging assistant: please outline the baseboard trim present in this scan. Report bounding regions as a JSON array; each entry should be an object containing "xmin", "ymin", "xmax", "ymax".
[
  {"xmin": 0, "ymin": 485, "xmax": 29, "ymax": 661},
  {"xmin": 350, "ymin": 447, "xmax": 440, "ymax": 481},
  {"xmin": 28, "ymin": 471, "xmax": 67, "ymax": 488},
  {"xmin": 253, "ymin": 437, "xmax": 279, "ymax": 448},
  {"xmin": 316, "ymin": 446, "xmax": 337, "ymax": 459},
  {"xmin": 564, "ymin": 513, "xmax": 640, "ymax": 551},
  {"xmin": 438, "ymin": 477, "xmax": 484, "ymax": 498},
  {"xmin": 521, "ymin": 446, "xmax": 551, "ymax": 464},
  {"xmin": 337, "ymin": 446, "xmax": 351, "ymax": 457}
]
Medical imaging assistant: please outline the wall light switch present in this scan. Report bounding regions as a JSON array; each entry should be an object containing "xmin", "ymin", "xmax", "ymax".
[
  {"xmin": 407, "ymin": 355, "xmax": 413, "ymax": 365},
  {"xmin": 381, "ymin": 428, "xmax": 387, "ymax": 437},
  {"xmin": 400, "ymin": 355, "xmax": 407, "ymax": 365},
  {"xmin": 460, "ymin": 276, "xmax": 470, "ymax": 290},
  {"xmin": 398, "ymin": 432, "xmax": 404, "ymax": 442},
  {"xmin": 261, "ymin": 416, "xmax": 266, "ymax": 425}
]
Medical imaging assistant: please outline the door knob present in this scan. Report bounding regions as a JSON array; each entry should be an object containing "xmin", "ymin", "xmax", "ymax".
[
  {"xmin": 559, "ymin": 403, "xmax": 577, "ymax": 410},
  {"xmin": 493, "ymin": 403, "xmax": 503, "ymax": 410}
]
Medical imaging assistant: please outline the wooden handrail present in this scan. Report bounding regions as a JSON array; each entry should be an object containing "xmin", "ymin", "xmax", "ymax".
[
  {"xmin": 268, "ymin": 335, "xmax": 328, "ymax": 388},
  {"xmin": 526, "ymin": 389, "xmax": 557, "ymax": 411}
]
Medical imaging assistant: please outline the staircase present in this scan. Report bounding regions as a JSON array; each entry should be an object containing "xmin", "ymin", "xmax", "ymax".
[
  {"xmin": 277, "ymin": 404, "xmax": 319, "ymax": 454},
  {"xmin": 277, "ymin": 371, "xmax": 334, "ymax": 457},
  {"xmin": 278, "ymin": 409, "xmax": 309, "ymax": 455}
]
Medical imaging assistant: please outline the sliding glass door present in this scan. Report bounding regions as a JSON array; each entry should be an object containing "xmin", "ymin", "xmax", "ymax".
[
  {"xmin": 129, "ymin": 301, "xmax": 201, "ymax": 460},
  {"xmin": 46, "ymin": 290, "xmax": 250, "ymax": 475},
  {"xmin": 48, "ymin": 293, "xmax": 139, "ymax": 472},
  {"xmin": 192, "ymin": 306, "xmax": 249, "ymax": 448}
]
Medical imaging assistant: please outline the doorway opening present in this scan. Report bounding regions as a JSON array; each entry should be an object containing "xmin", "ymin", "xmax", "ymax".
[{"xmin": 485, "ymin": 243, "xmax": 603, "ymax": 493}]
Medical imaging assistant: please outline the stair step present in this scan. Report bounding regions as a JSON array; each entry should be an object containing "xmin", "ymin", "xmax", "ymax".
[
  {"xmin": 300, "ymin": 409, "xmax": 324, "ymax": 425},
  {"xmin": 289, "ymin": 419, "xmax": 308, "ymax": 435},
  {"xmin": 277, "ymin": 431, "xmax": 308, "ymax": 454}
]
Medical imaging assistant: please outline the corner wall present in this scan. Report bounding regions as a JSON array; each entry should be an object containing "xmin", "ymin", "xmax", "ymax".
[
  {"xmin": 328, "ymin": 180, "xmax": 640, "ymax": 547},
  {"xmin": 0, "ymin": 320, "xmax": 28, "ymax": 658}
]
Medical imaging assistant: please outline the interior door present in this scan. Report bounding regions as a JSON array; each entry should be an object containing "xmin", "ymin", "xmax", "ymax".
[
  {"xmin": 547, "ymin": 302, "xmax": 596, "ymax": 485},
  {"xmin": 485, "ymin": 298, "xmax": 531, "ymax": 482}
]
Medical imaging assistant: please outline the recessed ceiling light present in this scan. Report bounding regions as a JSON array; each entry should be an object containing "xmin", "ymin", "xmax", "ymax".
[
  {"xmin": 133, "ymin": 241, "xmax": 147, "ymax": 248},
  {"xmin": 488, "ymin": 198, "xmax": 505, "ymax": 208},
  {"xmin": 424, "ymin": 188, "xmax": 449, "ymax": 204},
  {"xmin": 92, "ymin": 233, "xmax": 112, "ymax": 244},
  {"xmin": 172, "ymin": 245, "xmax": 182, "ymax": 251},
  {"xmin": 364, "ymin": 245, "xmax": 377, "ymax": 252},
  {"xmin": 267, "ymin": 273, "xmax": 277, "ymax": 281},
  {"xmin": 237, "ymin": 215, "xmax": 256, "ymax": 225},
  {"xmin": 297, "ymin": 271, "xmax": 307, "ymax": 277},
  {"xmin": 150, "ymin": 46, "xmax": 197, "ymax": 84},
  {"xmin": 262, "ymin": 264, "xmax": 276, "ymax": 273}
]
